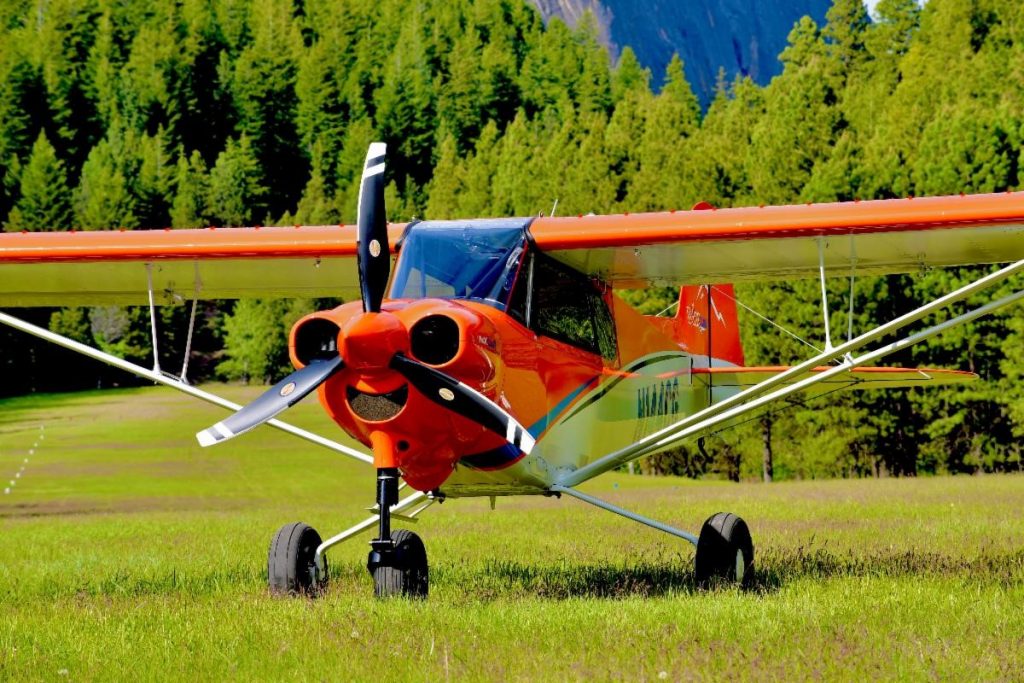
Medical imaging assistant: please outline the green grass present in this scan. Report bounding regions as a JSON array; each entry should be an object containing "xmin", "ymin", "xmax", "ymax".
[{"xmin": 1, "ymin": 387, "xmax": 1023, "ymax": 680}]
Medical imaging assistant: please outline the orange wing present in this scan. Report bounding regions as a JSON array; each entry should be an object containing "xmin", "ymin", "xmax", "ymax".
[
  {"xmin": 1, "ymin": 192, "xmax": 1022, "ymax": 304},
  {"xmin": 530, "ymin": 192, "xmax": 1024, "ymax": 287},
  {"xmin": 0, "ymin": 224, "xmax": 404, "ymax": 305}
]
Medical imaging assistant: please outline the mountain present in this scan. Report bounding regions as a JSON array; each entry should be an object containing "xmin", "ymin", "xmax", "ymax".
[{"xmin": 528, "ymin": 0, "xmax": 833, "ymax": 105}]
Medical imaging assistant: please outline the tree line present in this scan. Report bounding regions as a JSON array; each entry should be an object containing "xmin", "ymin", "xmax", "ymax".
[{"xmin": 0, "ymin": 0, "xmax": 1021, "ymax": 478}]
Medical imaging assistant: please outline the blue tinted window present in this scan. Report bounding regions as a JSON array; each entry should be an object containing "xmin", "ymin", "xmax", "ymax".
[{"xmin": 389, "ymin": 219, "xmax": 528, "ymax": 311}]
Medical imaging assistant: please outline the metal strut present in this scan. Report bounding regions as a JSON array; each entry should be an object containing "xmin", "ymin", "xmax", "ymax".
[
  {"xmin": 558, "ymin": 258, "xmax": 1024, "ymax": 487},
  {"xmin": 549, "ymin": 484, "xmax": 698, "ymax": 546},
  {"xmin": 145, "ymin": 263, "xmax": 161, "ymax": 372},
  {"xmin": 847, "ymin": 235, "xmax": 858, "ymax": 345},
  {"xmin": 817, "ymin": 238, "xmax": 833, "ymax": 351},
  {"xmin": 313, "ymin": 489, "xmax": 434, "ymax": 580},
  {"xmin": 0, "ymin": 310, "xmax": 374, "ymax": 465},
  {"xmin": 180, "ymin": 262, "xmax": 202, "ymax": 383}
]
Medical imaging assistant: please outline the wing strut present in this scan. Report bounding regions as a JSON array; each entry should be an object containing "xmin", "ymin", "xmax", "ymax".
[
  {"xmin": 0, "ymin": 310, "xmax": 373, "ymax": 465},
  {"xmin": 817, "ymin": 238, "xmax": 833, "ymax": 351},
  {"xmin": 549, "ymin": 484, "xmax": 698, "ymax": 546},
  {"xmin": 558, "ymin": 259, "xmax": 1024, "ymax": 487},
  {"xmin": 179, "ymin": 261, "xmax": 202, "ymax": 383},
  {"xmin": 145, "ymin": 263, "xmax": 161, "ymax": 373}
]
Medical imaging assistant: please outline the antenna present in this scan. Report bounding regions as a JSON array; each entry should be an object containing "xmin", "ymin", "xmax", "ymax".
[{"xmin": 550, "ymin": 199, "xmax": 559, "ymax": 217}]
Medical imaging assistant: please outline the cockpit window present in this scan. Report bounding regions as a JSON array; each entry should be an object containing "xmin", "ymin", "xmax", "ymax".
[{"xmin": 389, "ymin": 219, "xmax": 529, "ymax": 311}]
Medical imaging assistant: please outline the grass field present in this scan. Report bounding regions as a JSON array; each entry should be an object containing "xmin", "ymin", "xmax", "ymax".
[{"xmin": 1, "ymin": 386, "xmax": 1022, "ymax": 681}]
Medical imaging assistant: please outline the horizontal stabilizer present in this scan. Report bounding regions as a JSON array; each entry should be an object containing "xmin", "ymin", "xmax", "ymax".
[{"xmin": 698, "ymin": 365, "xmax": 975, "ymax": 400}]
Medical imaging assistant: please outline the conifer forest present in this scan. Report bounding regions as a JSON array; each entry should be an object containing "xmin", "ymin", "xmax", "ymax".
[{"xmin": 1, "ymin": 0, "xmax": 1022, "ymax": 479}]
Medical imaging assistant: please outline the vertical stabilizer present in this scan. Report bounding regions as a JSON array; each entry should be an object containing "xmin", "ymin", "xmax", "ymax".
[{"xmin": 648, "ymin": 285, "xmax": 745, "ymax": 366}]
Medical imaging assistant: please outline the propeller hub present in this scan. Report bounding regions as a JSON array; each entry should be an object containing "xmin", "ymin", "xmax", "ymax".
[{"xmin": 340, "ymin": 312, "xmax": 408, "ymax": 371}]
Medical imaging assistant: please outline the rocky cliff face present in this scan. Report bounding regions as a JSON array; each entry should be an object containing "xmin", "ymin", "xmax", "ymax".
[{"xmin": 529, "ymin": 0, "xmax": 833, "ymax": 105}]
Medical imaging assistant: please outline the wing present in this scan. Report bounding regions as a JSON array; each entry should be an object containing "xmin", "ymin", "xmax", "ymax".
[
  {"xmin": 0, "ymin": 224, "xmax": 404, "ymax": 306},
  {"xmin": 529, "ymin": 192, "xmax": 1024, "ymax": 287}
]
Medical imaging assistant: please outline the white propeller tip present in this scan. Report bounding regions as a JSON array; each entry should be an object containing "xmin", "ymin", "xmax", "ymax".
[
  {"xmin": 367, "ymin": 142, "xmax": 386, "ymax": 158},
  {"xmin": 196, "ymin": 429, "xmax": 218, "ymax": 447},
  {"xmin": 520, "ymin": 432, "xmax": 536, "ymax": 455}
]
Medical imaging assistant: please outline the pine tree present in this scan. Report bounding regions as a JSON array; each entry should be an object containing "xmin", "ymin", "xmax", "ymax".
[
  {"xmin": 217, "ymin": 299, "xmax": 286, "ymax": 383},
  {"xmin": 170, "ymin": 149, "xmax": 210, "ymax": 228},
  {"xmin": 74, "ymin": 133, "xmax": 138, "ymax": 230},
  {"xmin": 572, "ymin": 13, "xmax": 613, "ymax": 115},
  {"xmin": 0, "ymin": 33, "xmax": 44, "ymax": 220},
  {"xmin": 206, "ymin": 135, "xmax": 267, "ymax": 226},
  {"xmin": 4, "ymin": 131, "xmax": 72, "ymax": 231},
  {"xmin": 294, "ymin": 142, "xmax": 338, "ymax": 225},
  {"xmin": 437, "ymin": 30, "xmax": 484, "ymax": 152},
  {"xmin": 611, "ymin": 47, "xmax": 650, "ymax": 103},
  {"xmin": 425, "ymin": 134, "xmax": 466, "ymax": 219},
  {"xmin": 457, "ymin": 120, "xmax": 502, "ymax": 218},
  {"xmin": 223, "ymin": 0, "xmax": 304, "ymax": 216},
  {"xmin": 133, "ymin": 129, "xmax": 174, "ymax": 227}
]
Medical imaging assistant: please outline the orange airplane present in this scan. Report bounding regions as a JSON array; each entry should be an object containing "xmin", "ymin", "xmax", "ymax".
[{"xmin": 1, "ymin": 143, "xmax": 1022, "ymax": 597}]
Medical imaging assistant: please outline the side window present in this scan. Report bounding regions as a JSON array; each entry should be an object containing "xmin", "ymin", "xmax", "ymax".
[
  {"xmin": 530, "ymin": 253, "xmax": 617, "ymax": 360},
  {"xmin": 592, "ymin": 288, "xmax": 617, "ymax": 361}
]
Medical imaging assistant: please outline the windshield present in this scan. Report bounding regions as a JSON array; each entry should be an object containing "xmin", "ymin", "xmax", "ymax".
[{"xmin": 389, "ymin": 218, "xmax": 530, "ymax": 311}]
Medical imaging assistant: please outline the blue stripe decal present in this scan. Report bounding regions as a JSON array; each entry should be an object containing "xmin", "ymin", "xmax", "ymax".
[
  {"xmin": 526, "ymin": 374, "xmax": 600, "ymax": 436},
  {"xmin": 459, "ymin": 374, "xmax": 600, "ymax": 471}
]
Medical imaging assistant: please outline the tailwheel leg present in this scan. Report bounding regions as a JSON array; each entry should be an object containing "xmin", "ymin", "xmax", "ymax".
[
  {"xmin": 694, "ymin": 512, "xmax": 754, "ymax": 589},
  {"xmin": 366, "ymin": 468, "xmax": 428, "ymax": 598}
]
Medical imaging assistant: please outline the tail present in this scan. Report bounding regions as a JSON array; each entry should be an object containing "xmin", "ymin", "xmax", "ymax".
[{"xmin": 648, "ymin": 285, "xmax": 745, "ymax": 366}]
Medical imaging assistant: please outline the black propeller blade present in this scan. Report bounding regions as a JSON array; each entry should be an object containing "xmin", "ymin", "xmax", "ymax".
[
  {"xmin": 390, "ymin": 354, "xmax": 536, "ymax": 454},
  {"xmin": 198, "ymin": 144, "xmax": 532, "ymax": 455},
  {"xmin": 196, "ymin": 356, "xmax": 344, "ymax": 447},
  {"xmin": 357, "ymin": 142, "xmax": 390, "ymax": 313}
]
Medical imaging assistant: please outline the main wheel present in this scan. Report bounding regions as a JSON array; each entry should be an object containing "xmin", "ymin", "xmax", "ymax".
[
  {"xmin": 268, "ymin": 522, "xmax": 326, "ymax": 596},
  {"xmin": 694, "ymin": 512, "xmax": 754, "ymax": 588},
  {"xmin": 370, "ymin": 529, "xmax": 428, "ymax": 598}
]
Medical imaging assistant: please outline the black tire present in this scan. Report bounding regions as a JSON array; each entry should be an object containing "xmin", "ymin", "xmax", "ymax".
[
  {"xmin": 268, "ymin": 522, "xmax": 326, "ymax": 596},
  {"xmin": 694, "ymin": 512, "xmax": 754, "ymax": 589},
  {"xmin": 371, "ymin": 529, "xmax": 428, "ymax": 598}
]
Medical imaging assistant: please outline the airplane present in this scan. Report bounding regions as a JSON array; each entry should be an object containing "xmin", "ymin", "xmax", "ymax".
[{"xmin": 1, "ymin": 143, "xmax": 1023, "ymax": 598}]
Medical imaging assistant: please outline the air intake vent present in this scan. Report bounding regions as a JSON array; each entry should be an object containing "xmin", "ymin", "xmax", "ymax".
[
  {"xmin": 346, "ymin": 385, "xmax": 408, "ymax": 422},
  {"xmin": 410, "ymin": 315, "xmax": 460, "ymax": 366},
  {"xmin": 294, "ymin": 318, "xmax": 340, "ymax": 365}
]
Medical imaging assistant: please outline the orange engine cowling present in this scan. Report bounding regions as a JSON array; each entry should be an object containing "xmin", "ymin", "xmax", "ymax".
[{"xmin": 289, "ymin": 299, "xmax": 506, "ymax": 491}]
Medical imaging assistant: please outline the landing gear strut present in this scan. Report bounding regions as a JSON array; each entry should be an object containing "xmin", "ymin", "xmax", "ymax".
[{"xmin": 366, "ymin": 468, "xmax": 429, "ymax": 597}]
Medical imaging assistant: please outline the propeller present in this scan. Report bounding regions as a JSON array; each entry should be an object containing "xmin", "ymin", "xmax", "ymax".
[
  {"xmin": 357, "ymin": 142, "xmax": 390, "ymax": 313},
  {"xmin": 390, "ymin": 354, "xmax": 535, "ymax": 455},
  {"xmin": 195, "ymin": 141, "xmax": 391, "ymax": 448},
  {"xmin": 196, "ymin": 356, "xmax": 344, "ymax": 446},
  {"xmin": 196, "ymin": 142, "xmax": 535, "ymax": 457}
]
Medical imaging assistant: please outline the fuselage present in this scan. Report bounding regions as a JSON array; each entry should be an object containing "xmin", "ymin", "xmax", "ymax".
[{"xmin": 287, "ymin": 218, "xmax": 740, "ymax": 496}]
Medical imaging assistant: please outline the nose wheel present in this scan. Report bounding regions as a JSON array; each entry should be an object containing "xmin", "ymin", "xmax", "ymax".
[
  {"xmin": 366, "ymin": 467, "xmax": 429, "ymax": 597},
  {"xmin": 369, "ymin": 528, "xmax": 429, "ymax": 597}
]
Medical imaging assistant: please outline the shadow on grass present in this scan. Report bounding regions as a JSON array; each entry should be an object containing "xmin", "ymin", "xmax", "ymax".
[
  {"xmin": 27, "ymin": 547, "xmax": 1024, "ymax": 601},
  {"xmin": 441, "ymin": 547, "xmax": 1024, "ymax": 600}
]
